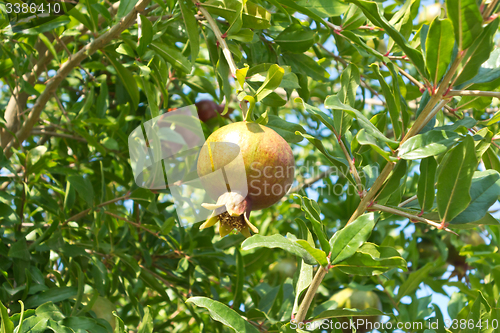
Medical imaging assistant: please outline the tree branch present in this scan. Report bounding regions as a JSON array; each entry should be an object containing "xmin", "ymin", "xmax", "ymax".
[
  {"xmin": 448, "ymin": 90, "xmax": 500, "ymax": 98},
  {"xmin": 2, "ymin": 0, "xmax": 152, "ymax": 158},
  {"xmin": 294, "ymin": 266, "xmax": 328, "ymax": 323},
  {"xmin": 0, "ymin": 1, "xmax": 122, "ymax": 149},
  {"xmin": 371, "ymin": 204, "xmax": 458, "ymax": 235}
]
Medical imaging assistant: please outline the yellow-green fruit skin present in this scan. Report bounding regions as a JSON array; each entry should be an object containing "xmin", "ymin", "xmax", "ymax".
[
  {"xmin": 330, "ymin": 288, "xmax": 382, "ymax": 333},
  {"xmin": 91, "ymin": 296, "xmax": 116, "ymax": 331},
  {"xmin": 197, "ymin": 122, "xmax": 295, "ymax": 211}
]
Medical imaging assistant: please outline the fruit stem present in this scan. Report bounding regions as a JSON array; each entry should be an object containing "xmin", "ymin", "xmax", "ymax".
[{"xmin": 294, "ymin": 266, "xmax": 328, "ymax": 324}]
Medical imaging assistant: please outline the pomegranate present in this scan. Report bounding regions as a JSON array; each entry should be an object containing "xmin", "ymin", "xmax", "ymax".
[
  {"xmin": 329, "ymin": 288, "xmax": 382, "ymax": 333},
  {"xmin": 195, "ymin": 100, "xmax": 233, "ymax": 122},
  {"xmin": 197, "ymin": 122, "xmax": 295, "ymax": 237}
]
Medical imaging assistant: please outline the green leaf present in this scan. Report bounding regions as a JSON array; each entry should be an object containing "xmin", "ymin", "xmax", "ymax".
[
  {"xmin": 292, "ymin": 218, "xmax": 314, "ymax": 314},
  {"xmin": 150, "ymin": 42, "xmax": 192, "ymax": 73},
  {"xmin": 96, "ymin": 77, "xmax": 108, "ymax": 118},
  {"xmin": 347, "ymin": 0, "xmax": 426, "ymax": 77},
  {"xmin": 180, "ymin": 0, "xmax": 199, "ymax": 65},
  {"xmin": 35, "ymin": 302, "xmax": 65, "ymax": 321},
  {"xmin": 255, "ymin": 64, "xmax": 284, "ymax": 101},
  {"xmin": 398, "ymin": 130, "xmax": 461, "ymax": 160},
  {"xmin": 376, "ymin": 160, "xmax": 407, "ymax": 203},
  {"xmin": 266, "ymin": 115, "xmax": 305, "ymax": 144},
  {"xmin": 334, "ymin": 243, "xmax": 407, "ymax": 276},
  {"xmin": 137, "ymin": 14, "xmax": 153, "ymax": 56},
  {"xmin": 228, "ymin": 29, "xmax": 254, "ymax": 42},
  {"xmin": 137, "ymin": 306, "xmax": 153, "ymax": 333},
  {"xmin": 324, "ymin": 95, "xmax": 398, "ymax": 148},
  {"xmin": 293, "ymin": 194, "xmax": 331, "ymax": 253},
  {"xmin": 342, "ymin": 4, "xmax": 366, "ymax": 30},
  {"xmin": 0, "ymin": 59, "xmax": 13, "ymax": 78},
  {"xmin": 20, "ymin": 316, "xmax": 48, "ymax": 333},
  {"xmin": 15, "ymin": 301, "xmax": 25, "ymax": 333},
  {"xmin": 0, "ymin": 301, "xmax": 14, "ymax": 333},
  {"xmin": 232, "ymin": 249, "xmax": 244, "ymax": 309},
  {"xmin": 483, "ymin": 147, "xmax": 500, "ymax": 173},
  {"xmin": 445, "ymin": 0, "xmax": 483, "ymax": 51},
  {"xmin": 295, "ymin": 132, "xmax": 354, "ymax": 184},
  {"xmin": 437, "ymin": 135, "xmax": 477, "ymax": 223},
  {"xmin": 25, "ymin": 287, "xmax": 78, "ymax": 308},
  {"xmin": 449, "ymin": 170, "xmax": 500, "ymax": 224},
  {"xmin": 370, "ymin": 63, "xmax": 401, "ymax": 139},
  {"xmin": 334, "ymin": 63, "xmax": 359, "ymax": 135},
  {"xmin": 117, "ymin": 0, "xmax": 139, "ymax": 19},
  {"xmin": 201, "ymin": 1, "xmax": 271, "ymax": 30},
  {"xmin": 62, "ymin": 316, "xmax": 108, "ymax": 333},
  {"xmin": 260, "ymin": 92, "xmax": 286, "ymax": 107},
  {"xmin": 68, "ymin": 175, "xmax": 94, "ymax": 207},
  {"xmin": 282, "ymin": 53, "xmax": 329, "ymax": 81},
  {"xmin": 396, "ymin": 262, "xmax": 434, "ymax": 303},
  {"xmin": 356, "ymin": 129, "xmax": 394, "ymax": 162},
  {"xmin": 455, "ymin": 19, "xmax": 499, "ymax": 86},
  {"xmin": 425, "ymin": 18, "xmax": 454, "ymax": 85},
  {"xmin": 295, "ymin": 240, "xmax": 328, "ymax": 267},
  {"xmin": 38, "ymin": 33, "xmax": 59, "ymax": 64},
  {"xmin": 142, "ymin": 79, "xmax": 159, "ymax": 118},
  {"xmin": 8, "ymin": 239, "xmax": 30, "ymax": 261},
  {"xmin": 275, "ymin": 24, "xmax": 315, "ymax": 53},
  {"xmin": 295, "ymin": 0, "xmax": 348, "ymax": 17},
  {"xmin": 329, "ymin": 213, "xmax": 376, "ymax": 265},
  {"xmin": 70, "ymin": 262, "xmax": 85, "ymax": 316},
  {"xmin": 18, "ymin": 16, "xmax": 71, "ymax": 35},
  {"xmin": 186, "ymin": 297, "xmax": 261, "ymax": 333},
  {"xmin": 418, "ymin": 157, "xmax": 438, "ymax": 212},
  {"xmin": 312, "ymin": 308, "xmax": 385, "ymax": 321},
  {"xmin": 241, "ymin": 234, "xmax": 317, "ymax": 265},
  {"xmin": 105, "ymin": 53, "xmax": 140, "ymax": 111}
]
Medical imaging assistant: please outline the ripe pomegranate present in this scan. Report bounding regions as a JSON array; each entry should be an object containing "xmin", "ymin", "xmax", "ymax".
[
  {"xmin": 195, "ymin": 100, "xmax": 233, "ymax": 122},
  {"xmin": 197, "ymin": 122, "xmax": 295, "ymax": 237},
  {"xmin": 329, "ymin": 288, "xmax": 382, "ymax": 333}
]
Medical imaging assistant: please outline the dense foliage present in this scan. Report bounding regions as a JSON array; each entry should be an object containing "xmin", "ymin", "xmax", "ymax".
[{"xmin": 1, "ymin": 0, "xmax": 500, "ymax": 332}]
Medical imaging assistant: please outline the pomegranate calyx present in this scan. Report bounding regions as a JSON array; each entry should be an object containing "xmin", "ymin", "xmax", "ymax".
[{"xmin": 200, "ymin": 192, "xmax": 258, "ymax": 238}]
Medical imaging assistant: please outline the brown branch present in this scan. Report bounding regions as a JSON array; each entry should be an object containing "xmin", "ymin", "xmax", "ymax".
[
  {"xmin": 31, "ymin": 130, "xmax": 86, "ymax": 142},
  {"xmin": 397, "ymin": 66, "xmax": 425, "ymax": 90},
  {"xmin": 103, "ymin": 211, "xmax": 160, "ymax": 238},
  {"xmin": 371, "ymin": 204, "xmax": 458, "ymax": 235},
  {"xmin": 2, "ymin": 0, "xmax": 151, "ymax": 158},
  {"xmin": 63, "ymin": 194, "xmax": 130, "ymax": 225},
  {"xmin": 448, "ymin": 90, "xmax": 500, "ymax": 98},
  {"xmin": 0, "ymin": 1, "xmax": 121, "ymax": 149}
]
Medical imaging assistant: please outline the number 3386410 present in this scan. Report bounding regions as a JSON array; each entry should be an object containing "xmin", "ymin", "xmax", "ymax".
[{"xmin": 5, "ymin": 3, "xmax": 61, "ymax": 14}]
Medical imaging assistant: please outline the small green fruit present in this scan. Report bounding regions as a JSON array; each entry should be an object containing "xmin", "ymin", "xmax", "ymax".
[
  {"xmin": 330, "ymin": 288, "xmax": 382, "ymax": 333},
  {"xmin": 91, "ymin": 296, "xmax": 116, "ymax": 331}
]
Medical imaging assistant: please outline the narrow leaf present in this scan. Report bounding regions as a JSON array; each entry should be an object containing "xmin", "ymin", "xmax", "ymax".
[
  {"xmin": 186, "ymin": 297, "xmax": 261, "ymax": 333},
  {"xmin": 329, "ymin": 213, "xmax": 376, "ymax": 265},
  {"xmin": 418, "ymin": 157, "xmax": 438, "ymax": 212},
  {"xmin": 425, "ymin": 18, "xmax": 454, "ymax": 85},
  {"xmin": 437, "ymin": 135, "xmax": 478, "ymax": 222}
]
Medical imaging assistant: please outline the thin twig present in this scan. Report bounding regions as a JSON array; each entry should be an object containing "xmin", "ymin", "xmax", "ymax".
[
  {"xmin": 196, "ymin": 1, "xmax": 249, "ymax": 118},
  {"xmin": 63, "ymin": 194, "xmax": 130, "ymax": 225},
  {"xmin": 397, "ymin": 66, "xmax": 425, "ymax": 91},
  {"xmin": 448, "ymin": 90, "xmax": 500, "ymax": 98},
  {"xmin": 103, "ymin": 211, "xmax": 160, "ymax": 238},
  {"xmin": 371, "ymin": 203, "xmax": 458, "ymax": 235},
  {"xmin": 31, "ymin": 130, "xmax": 86, "ymax": 142},
  {"xmin": 294, "ymin": 266, "xmax": 328, "ymax": 323},
  {"xmin": 398, "ymin": 195, "xmax": 417, "ymax": 207}
]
